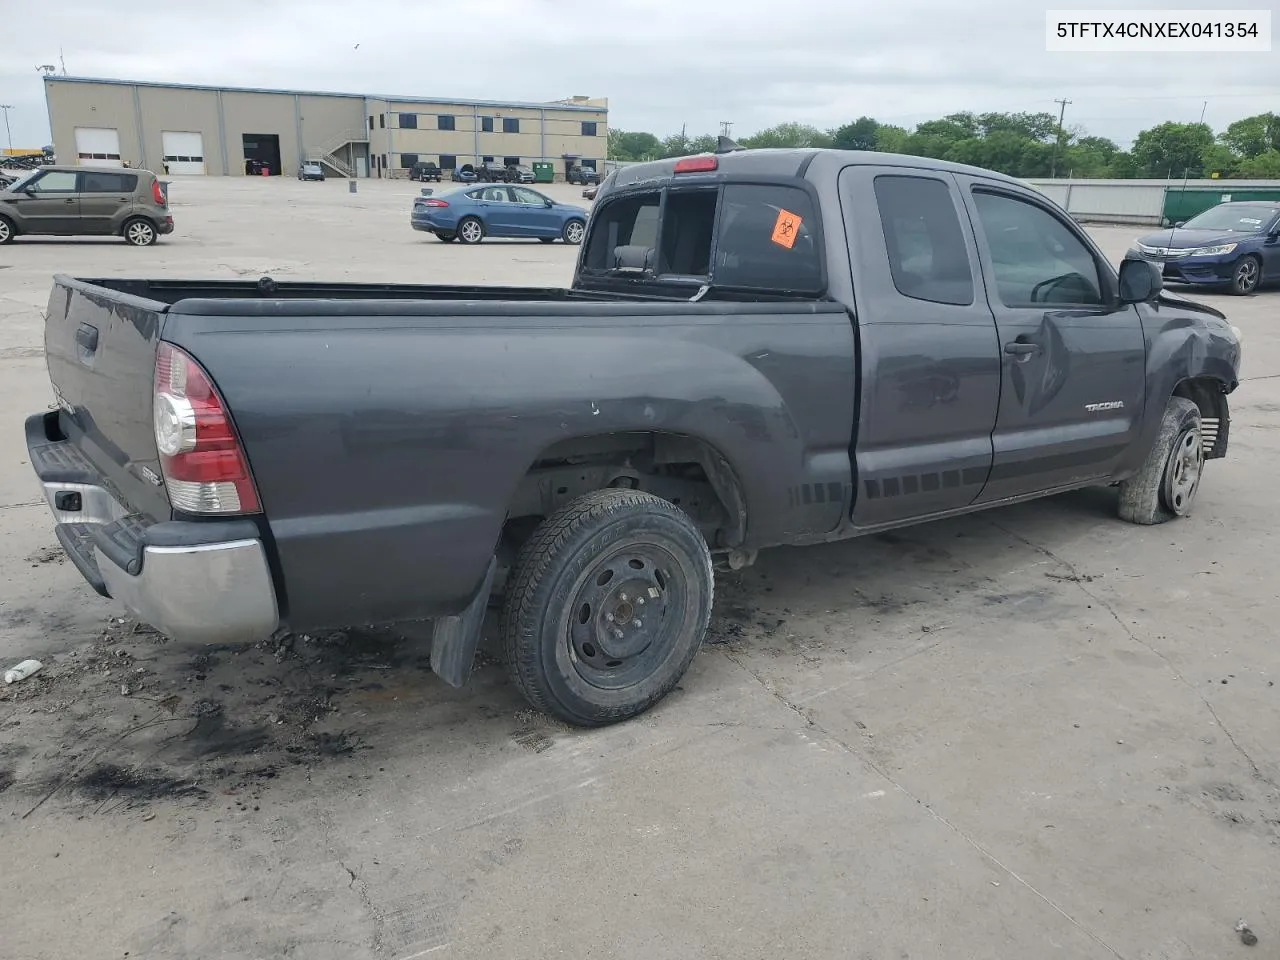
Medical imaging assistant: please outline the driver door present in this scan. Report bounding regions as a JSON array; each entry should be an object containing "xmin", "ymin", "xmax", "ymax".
[{"xmin": 958, "ymin": 180, "xmax": 1147, "ymax": 503}]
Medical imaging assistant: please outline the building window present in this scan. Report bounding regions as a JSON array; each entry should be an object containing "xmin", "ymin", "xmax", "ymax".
[
  {"xmin": 381, "ymin": 154, "xmax": 387, "ymax": 167},
  {"xmin": 581, "ymin": 121, "xmax": 598, "ymax": 136},
  {"xmin": 368, "ymin": 115, "xmax": 374, "ymax": 130},
  {"xmin": 440, "ymin": 154, "xmax": 457, "ymax": 171},
  {"xmin": 438, "ymin": 114, "xmax": 456, "ymax": 131},
  {"xmin": 504, "ymin": 156, "xmax": 520, "ymax": 167},
  {"xmin": 502, "ymin": 117, "xmax": 519, "ymax": 134},
  {"xmin": 581, "ymin": 159, "xmax": 597, "ymax": 170},
  {"xmin": 399, "ymin": 113, "xmax": 417, "ymax": 130},
  {"xmin": 482, "ymin": 155, "xmax": 494, "ymax": 164},
  {"xmin": 379, "ymin": 114, "xmax": 385, "ymax": 128},
  {"xmin": 480, "ymin": 116, "xmax": 494, "ymax": 133},
  {"xmin": 400, "ymin": 153, "xmax": 419, "ymax": 168}
]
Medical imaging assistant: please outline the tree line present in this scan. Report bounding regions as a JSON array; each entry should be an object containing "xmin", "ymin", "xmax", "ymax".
[{"xmin": 608, "ymin": 111, "xmax": 1280, "ymax": 180}]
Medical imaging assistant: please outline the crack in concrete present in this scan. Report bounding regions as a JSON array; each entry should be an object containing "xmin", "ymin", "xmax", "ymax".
[
  {"xmin": 719, "ymin": 645, "xmax": 1130, "ymax": 960},
  {"xmin": 321, "ymin": 814, "xmax": 387, "ymax": 956},
  {"xmin": 987, "ymin": 519, "xmax": 1276, "ymax": 789}
]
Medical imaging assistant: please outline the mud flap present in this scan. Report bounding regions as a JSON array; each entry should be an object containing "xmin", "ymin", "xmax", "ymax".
[{"xmin": 430, "ymin": 556, "xmax": 496, "ymax": 688}]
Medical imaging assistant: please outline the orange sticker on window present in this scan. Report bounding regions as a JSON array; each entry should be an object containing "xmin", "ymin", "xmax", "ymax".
[{"xmin": 771, "ymin": 209, "xmax": 802, "ymax": 249}]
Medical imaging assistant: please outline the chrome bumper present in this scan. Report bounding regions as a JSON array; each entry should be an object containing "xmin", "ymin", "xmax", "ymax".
[
  {"xmin": 28, "ymin": 412, "xmax": 280, "ymax": 644},
  {"xmin": 96, "ymin": 538, "xmax": 279, "ymax": 645}
]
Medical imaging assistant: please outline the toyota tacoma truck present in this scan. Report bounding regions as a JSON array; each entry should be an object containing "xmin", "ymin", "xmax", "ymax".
[{"xmin": 26, "ymin": 145, "xmax": 1242, "ymax": 726}]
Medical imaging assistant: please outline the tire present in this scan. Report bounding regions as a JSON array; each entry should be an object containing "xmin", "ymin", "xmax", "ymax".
[
  {"xmin": 436, "ymin": 232, "xmax": 456, "ymax": 243},
  {"xmin": 1229, "ymin": 255, "xmax": 1261, "ymax": 295},
  {"xmin": 122, "ymin": 217, "xmax": 158, "ymax": 246},
  {"xmin": 0, "ymin": 215, "xmax": 14, "ymax": 245},
  {"xmin": 500, "ymin": 489, "xmax": 714, "ymax": 727},
  {"xmin": 456, "ymin": 217, "xmax": 485, "ymax": 245},
  {"xmin": 562, "ymin": 219, "xmax": 586, "ymax": 245},
  {"xmin": 1118, "ymin": 396, "xmax": 1204, "ymax": 525}
]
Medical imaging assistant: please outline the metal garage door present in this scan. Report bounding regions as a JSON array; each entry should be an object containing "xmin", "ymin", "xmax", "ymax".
[
  {"xmin": 74, "ymin": 127, "xmax": 122, "ymax": 166},
  {"xmin": 162, "ymin": 131, "xmax": 206, "ymax": 175}
]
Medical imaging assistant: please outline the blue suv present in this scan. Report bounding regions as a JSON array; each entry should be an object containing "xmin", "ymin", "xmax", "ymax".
[{"xmin": 1129, "ymin": 201, "xmax": 1280, "ymax": 295}]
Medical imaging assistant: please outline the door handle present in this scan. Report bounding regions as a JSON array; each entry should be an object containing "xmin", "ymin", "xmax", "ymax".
[
  {"xmin": 64, "ymin": 198, "xmax": 77, "ymax": 204},
  {"xmin": 75, "ymin": 323, "xmax": 99, "ymax": 354},
  {"xmin": 1004, "ymin": 340, "xmax": 1039, "ymax": 356}
]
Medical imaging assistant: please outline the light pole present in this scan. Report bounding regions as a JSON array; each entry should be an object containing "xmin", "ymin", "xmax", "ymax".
[{"xmin": 0, "ymin": 105, "xmax": 12, "ymax": 151}]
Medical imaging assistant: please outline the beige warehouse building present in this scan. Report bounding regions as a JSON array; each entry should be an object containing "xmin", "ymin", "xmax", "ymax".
[{"xmin": 44, "ymin": 76, "xmax": 608, "ymax": 181}]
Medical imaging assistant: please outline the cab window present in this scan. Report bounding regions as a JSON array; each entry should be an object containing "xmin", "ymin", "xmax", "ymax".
[
  {"xmin": 972, "ymin": 191, "xmax": 1104, "ymax": 307},
  {"xmin": 582, "ymin": 182, "xmax": 823, "ymax": 295}
]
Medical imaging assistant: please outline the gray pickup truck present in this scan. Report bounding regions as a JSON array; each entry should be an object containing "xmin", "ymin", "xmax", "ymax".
[{"xmin": 26, "ymin": 146, "xmax": 1242, "ymax": 726}]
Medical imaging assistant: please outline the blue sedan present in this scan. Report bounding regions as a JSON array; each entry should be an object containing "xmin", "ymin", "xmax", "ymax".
[
  {"xmin": 1129, "ymin": 201, "xmax": 1280, "ymax": 295},
  {"xmin": 411, "ymin": 184, "xmax": 589, "ymax": 245}
]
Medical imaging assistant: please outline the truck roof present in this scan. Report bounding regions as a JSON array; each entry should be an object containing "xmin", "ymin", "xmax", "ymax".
[{"xmin": 608, "ymin": 148, "xmax": 1032, "ymax": 192}]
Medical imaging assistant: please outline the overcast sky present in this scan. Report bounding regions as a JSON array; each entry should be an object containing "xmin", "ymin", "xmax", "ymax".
[{"xmin": 0, "ymin": 0, "xmax": 1275, "ymax": 152}]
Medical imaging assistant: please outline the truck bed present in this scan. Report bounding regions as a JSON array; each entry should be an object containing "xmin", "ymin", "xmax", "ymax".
[{"xmin": 41, "ymin": 274, "xmax": 856, "ymax": 636}]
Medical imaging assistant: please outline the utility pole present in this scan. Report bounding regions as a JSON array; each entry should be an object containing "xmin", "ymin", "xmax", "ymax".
[
  {"xmin": 1050, "ymin": 98, "xmax": 1071, "ymax": 178},
  {"xmin": 0, "ymin": 105, "xmax": 12, "ymax": 151}
]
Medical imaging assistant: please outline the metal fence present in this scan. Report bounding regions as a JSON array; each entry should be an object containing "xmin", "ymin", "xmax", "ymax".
[{"xmin": 1025, "ymin": 179, "xmax": 1280, "ymax": 226}]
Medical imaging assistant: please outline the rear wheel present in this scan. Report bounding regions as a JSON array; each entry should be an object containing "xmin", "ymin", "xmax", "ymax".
[
  {"xmin": 1230, "ymin": 255, "xmax": 1261, "ymax": 295},
  {"xmin": 0, "ymin": 215, "xmax": 14, "ymax": 244},
  {"xmin": 562, "ymin": 219, "xmax": 585, "ymax": 245},
  {"xmin": 457, "ymin": 217, "xmax": 485, "ymax": 245},
  {"xmin": 501, "ymin": 489, "xmax": 714, "ymax": 727},
  {"xmin": 1118, "ymin": 396, "xmax": 1203, "ymax": 524},
  {"xmin": 123, "ymin": 217, "xmax": 157, "ymax": 246}
]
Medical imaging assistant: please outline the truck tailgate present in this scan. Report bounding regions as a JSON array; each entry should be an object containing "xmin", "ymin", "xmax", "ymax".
[{"xmin": 41, "ymin": 276, "xmax": 171, "ymax": 521}]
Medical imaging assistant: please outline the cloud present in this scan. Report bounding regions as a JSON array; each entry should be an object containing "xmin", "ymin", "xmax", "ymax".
[{"xmin": 0, "ymin": 0, "xmax": 1274, "ymax": 150}]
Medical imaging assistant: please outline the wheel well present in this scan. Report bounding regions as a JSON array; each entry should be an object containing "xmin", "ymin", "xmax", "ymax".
[
  {"xmin": 502, "ymin": 432, "xmax": 747, "ymax": 556},
  {"xmin": 1173, "ymin": 377, "xmax": 1229, "ymax": 459}
]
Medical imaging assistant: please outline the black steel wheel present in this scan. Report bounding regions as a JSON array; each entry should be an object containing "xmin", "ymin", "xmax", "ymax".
[
  {"xmin": 1118, "ymin": 396, "xmax": 1203, "ymax": 524},
  {"xmin": 501, "ymin": 489, "xmax": 713, "ymax": 726}
]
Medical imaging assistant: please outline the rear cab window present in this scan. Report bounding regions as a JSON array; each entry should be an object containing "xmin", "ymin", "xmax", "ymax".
[{"xmin": 580, "ymin": 177, "xmax": 824, "ymax": 298}]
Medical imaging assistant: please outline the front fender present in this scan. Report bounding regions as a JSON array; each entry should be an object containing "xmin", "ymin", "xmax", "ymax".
[{"xmin": 1120, "ymin": 303, "xmax": 1241, "ymax": 475}]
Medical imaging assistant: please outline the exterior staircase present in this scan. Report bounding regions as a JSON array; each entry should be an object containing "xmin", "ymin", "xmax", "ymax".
[{"xmin": 306, "ymin": 129, "xmax": 368, "ymax": 178}]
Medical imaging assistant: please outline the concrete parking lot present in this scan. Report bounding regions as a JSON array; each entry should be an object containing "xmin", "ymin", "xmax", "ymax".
[{"xmin": 1, "ymin": 175, "xmax": 1277, "ymax": 960}]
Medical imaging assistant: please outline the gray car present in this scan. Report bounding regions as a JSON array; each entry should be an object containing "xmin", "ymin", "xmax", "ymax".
[{"xmin": 0, "ymin": 165, "xmax": 173, "ymax": 246}]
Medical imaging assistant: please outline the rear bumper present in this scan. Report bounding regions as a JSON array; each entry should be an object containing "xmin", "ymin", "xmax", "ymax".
[{"xmin": 26, "ymin": 411, "xmax": 279, "ymax": 644}]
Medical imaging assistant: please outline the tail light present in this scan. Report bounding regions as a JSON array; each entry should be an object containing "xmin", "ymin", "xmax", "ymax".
[
  {"xmin": 152, "ymin": 179, "xmax": 166, "ymax": 206},
  {"xmin": 421, "ymin": 198, "xmax": 448, "ymax": 207},
  {"xmin": 153, "ymin": 342, "xmax": 260, "ymax": 514}
]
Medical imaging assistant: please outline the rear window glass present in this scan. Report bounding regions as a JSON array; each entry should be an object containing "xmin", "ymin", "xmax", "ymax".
[
  {"xmin": 714, "ymin": 184, "xmax": 821, "ymax": 293},
  {"xmin": 583, "ymin": 182, "xmax": 822, "ymax": 293},
  {"xmin": 82, "ymin": 172, "xmax": 138, "ymax": 193},
  {"xmin": 873, "ymin": 176, "xmax": 974, "ymax": 306}
]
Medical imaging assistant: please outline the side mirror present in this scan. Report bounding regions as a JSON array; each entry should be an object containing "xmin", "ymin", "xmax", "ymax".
[
  {"xmin": 1173, "ymin": 221, "xmax": 1185, "ymax": 228},
  {"xmin": 1118, "ymin": 257, "xmax": 1163, "ymax": 304},
  {"xmin": 544, "ymin": 198, "xmax": 554, "ymax": 208}
]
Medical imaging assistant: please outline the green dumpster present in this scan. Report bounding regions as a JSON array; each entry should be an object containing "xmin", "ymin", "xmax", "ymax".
[
  {"xmin": 1163, "ymin": 187, "xmax": 1280, "ymax": 226},
  {"xmin": 532, "ymin": 161, "xmax": 554, "ymax": 184}
]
